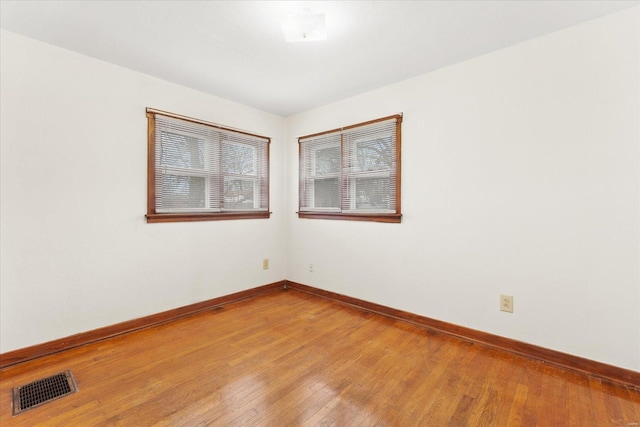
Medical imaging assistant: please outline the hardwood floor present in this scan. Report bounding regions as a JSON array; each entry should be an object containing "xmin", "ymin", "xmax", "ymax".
[{"xmin": 1, "ymin": 288, "xmax": 638, "ymax": 426}]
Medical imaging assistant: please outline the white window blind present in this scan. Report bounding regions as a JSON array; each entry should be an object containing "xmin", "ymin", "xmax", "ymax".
[
  {"xmin": 299, "ymin": 115, "xmax": 401, "ymax": 220},
  {"xmin": 147, "ymin": 110, "xmax": 270, "ymax": 221}
]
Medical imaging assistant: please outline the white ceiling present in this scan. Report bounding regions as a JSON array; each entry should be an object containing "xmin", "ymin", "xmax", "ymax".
[{"xmin": 1, "ymin": 1, "xmax": 637, "ymax": 117}]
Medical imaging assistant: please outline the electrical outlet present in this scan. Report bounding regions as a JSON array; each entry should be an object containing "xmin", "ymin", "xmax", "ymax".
[
  {"xmin": 262, "ymin": 259, "xmax": 269, "ymax": 270},
  {"xmin": 500, "ymin": 295, "xmax": 513, "ymax": 313},
  {"xmin": 309, "ymin": 264, "xmax": 314, "ymax": 273}
]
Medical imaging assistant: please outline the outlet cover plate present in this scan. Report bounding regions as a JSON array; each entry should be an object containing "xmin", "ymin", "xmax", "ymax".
[{"xmin": 500, "ymin": 295, "xmax": 513, "ymax": 313}]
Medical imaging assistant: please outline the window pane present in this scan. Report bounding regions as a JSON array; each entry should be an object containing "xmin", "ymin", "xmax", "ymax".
[
  {"xmin": 314, "ymin": 177, "xmax": 339, "ymax": 208},
  {"xmin": 315, "ymin": 146, "xmax": 340, "ymax": 175},
  {"xmin": 161, "ymin": 175, "xmax": 206, "ymax": 209},
  {"xmin": 160, "ymin": 132, "xmax": 204, "ymax": 169},
  {"xmin": 355, "ymin": 177, "xmax": 390, "ymax": 209},
  {"xmin": 223, "ymin": 178, "xmax": 255, "ymax": 209},
  {"xmin": 354, "ymin": 137, "xmax": 392, "ymax": 172},
  {"xmin": 222, "ymin": 142, "xmax": 255, "ymax": 175},
  {"xmin": 298, "ymin": 115, "xmax": 400, "ymax": 220},
  {"xmin": 149, "ymin": 110, "xmax": 270, "ymax": 221}
]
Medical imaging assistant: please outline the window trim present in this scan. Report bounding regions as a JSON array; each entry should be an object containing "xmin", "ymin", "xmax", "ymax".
[
  {"xmin": 298, "ymin": 114, "xmax": 402, "ymax": 223},
  {"xmin": 146, "ymin": 108, "xmax": 270, "ymax": 223}
]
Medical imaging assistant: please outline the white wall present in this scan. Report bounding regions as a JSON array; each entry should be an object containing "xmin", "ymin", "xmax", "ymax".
[
  {"xmin": 0, "ymin": 30, "xmax": 287, "ymax": 353},
  {"xmin": 286, "ymin": 8, "xmax": 640, "ymax": 371}
]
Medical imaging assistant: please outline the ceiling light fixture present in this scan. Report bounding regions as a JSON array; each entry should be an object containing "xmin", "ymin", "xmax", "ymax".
[{"xmin": 281, "ymin": 10, "xmax": 327, "ymax": 43}]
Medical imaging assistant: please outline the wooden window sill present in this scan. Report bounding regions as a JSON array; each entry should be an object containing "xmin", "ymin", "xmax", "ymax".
[
  {"xmin": 297, "ymin": 212, "xmax": 401, "ymax": 223},
  {"xmin": 146, "ymin": 212, "xmax": 271, "ymax": 223}
]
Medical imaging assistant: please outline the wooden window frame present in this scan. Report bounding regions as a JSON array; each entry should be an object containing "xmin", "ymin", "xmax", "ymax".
[
  {"xmin": 298, "ymin": 114, "xmax": 402, "ymax": 223},
  {"xmin": 146, "ymin": 108, "xmax": 271, "ymax": 223}
]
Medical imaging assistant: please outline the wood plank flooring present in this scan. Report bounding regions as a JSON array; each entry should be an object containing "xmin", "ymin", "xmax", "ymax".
[{"xmin": 1, "ymin": 288, "xmax": 638, "ymax": 426}]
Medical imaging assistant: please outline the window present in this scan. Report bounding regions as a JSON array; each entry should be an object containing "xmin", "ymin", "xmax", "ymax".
[
  {"xmin": 146, "ymin": 108, "xmax": 270, "ymax": 223},
  {"xmin": 298, "ymin": 114, "xmax": 402, "ymax": 223}
]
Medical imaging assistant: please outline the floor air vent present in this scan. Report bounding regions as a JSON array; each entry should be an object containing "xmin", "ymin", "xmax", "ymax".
[{"xmin": 12, "ymin": 370, "xmax": 78, "ymax": 415}]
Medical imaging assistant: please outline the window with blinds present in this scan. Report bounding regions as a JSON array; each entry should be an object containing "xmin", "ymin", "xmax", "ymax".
[
  {"xmin": 146, "ymin": 109, "xmax": 270, "ymax": 223},
  {"xmin": 298, "ymin": 114, "xmax": 402, "ymax": 223}
]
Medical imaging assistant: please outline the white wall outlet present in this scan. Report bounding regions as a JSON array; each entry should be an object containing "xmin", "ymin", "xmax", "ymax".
[
  {"xmin": 500, "ymin": 295, "xmax": 514, "ymax": 313},
  {"xmin": 262, "ymin": 259, "xmax": 269, "ymax": 270},
  {"xmin": 309, "ymin": 264, "xmax": 314, "ymax": 273}
]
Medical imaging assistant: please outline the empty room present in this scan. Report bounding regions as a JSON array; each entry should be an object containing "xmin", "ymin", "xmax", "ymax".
[{"xmin": 1, "ymin": 1, "xmax": 639, "ymax": 425}]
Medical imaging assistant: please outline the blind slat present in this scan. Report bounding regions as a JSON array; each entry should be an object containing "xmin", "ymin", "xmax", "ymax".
[
  {"xmin": 150, "ymin": 111, "xmax": 269, "ymax": 214},
  {"xmin": 299, "ymin": 115, "xmax": 400, "ymax": 214}
]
